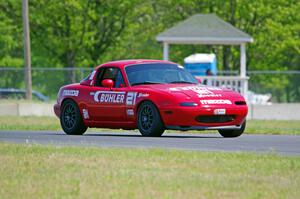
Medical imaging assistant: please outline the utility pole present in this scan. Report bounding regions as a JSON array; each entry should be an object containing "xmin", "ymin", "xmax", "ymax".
[{"xmin": 22, "ymin": 0, "xmax": 32, "ymax": 100}]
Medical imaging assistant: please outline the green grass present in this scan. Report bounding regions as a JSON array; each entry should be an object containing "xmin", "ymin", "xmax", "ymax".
[
  {"xmin": 246, "ymin": 120, "xmax": 300, "ymax": 135},
  {"xmin": 0, "ymin": 143, "xmax": 299, "ymax": 199},
  {"xmin": 0, "ymin": 116, "xmax": 300, "ymax": 135},
  {"xmin": 0, "ymin": 116, "xmax": 61, "ymax": 131}
]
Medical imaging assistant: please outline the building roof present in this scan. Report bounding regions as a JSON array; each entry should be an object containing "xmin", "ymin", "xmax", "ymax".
[{"xmin": 156, "ymin": 14, "xmax": 253, "ymax": 45}]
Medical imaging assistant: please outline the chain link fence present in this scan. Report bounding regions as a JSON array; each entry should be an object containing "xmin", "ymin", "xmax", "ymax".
[
  {"xmin": 0, "ymin": 67, "xmax": 299, "ymax": 102},
  {"xmin": 0, "ymin": 67, "xmax": 91, "ymax": 100},
  {"xmin": 247, "ymin": 71, "xmax": 300, "ymax": 103}
]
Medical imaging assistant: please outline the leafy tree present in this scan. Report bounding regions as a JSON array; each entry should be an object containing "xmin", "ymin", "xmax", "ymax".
[
  {"xmin": 30, "ymin": 0, "xmax": 135, "ymax": 82},
  {"xmin": 0, "ymin": 1, "xmax": 23, "ymax": 67}
]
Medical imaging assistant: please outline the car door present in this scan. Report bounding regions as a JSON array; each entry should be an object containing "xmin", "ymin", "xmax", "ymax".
[{"xmin": 87, "ymin": 67, "xmax": 127, "ymax": 122}]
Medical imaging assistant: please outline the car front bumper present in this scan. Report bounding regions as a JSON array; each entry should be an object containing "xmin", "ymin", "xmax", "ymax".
[
  {"xmin": 166, "ymin": 125, "xmax": 243, "ymax": 131},
  {"xmin": 160, "ymin": 105, "xmax": 248, "ymax": 128}
]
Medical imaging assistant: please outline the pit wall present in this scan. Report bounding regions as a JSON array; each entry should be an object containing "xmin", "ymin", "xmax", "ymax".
[
  {"xmin": 247, "ymin": 103, "xmax": 300, "ymax": 120},
  {"xmin": 0, "ymin": 102, "xmax": 299, "ymax": 120},
  {"xmin": 0, "ymin": 102, "xmax": 54, "ymax": 117}
]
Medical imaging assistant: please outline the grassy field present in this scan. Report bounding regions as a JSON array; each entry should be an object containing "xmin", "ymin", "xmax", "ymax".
[
  {"xmin": 0, "ymin": 116, "xmax": 299, "ymax": 135},
  {"xmin": 0, "ymin": 143, "xmax": 299, "ymax": 199}
]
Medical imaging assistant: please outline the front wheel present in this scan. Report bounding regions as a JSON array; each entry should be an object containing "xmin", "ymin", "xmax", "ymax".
[
  {"xmin": 137, "ymin": 101, "xmax": 165, "ymax": 137},
  {"xmin": 60, "ymin": 99, "xmax": 87, "ymax": 135},
  {"xmin": 218, "ymin": 120, "xmax": 246, "ymax": 138}
]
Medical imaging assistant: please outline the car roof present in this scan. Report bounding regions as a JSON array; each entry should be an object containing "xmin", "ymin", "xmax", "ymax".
[{"xmin": 95, "ymin": 59, "xmax": 175, "ymax": 70}]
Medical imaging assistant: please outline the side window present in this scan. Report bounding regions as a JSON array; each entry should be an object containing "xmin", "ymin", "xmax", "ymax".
[
  {"xmin": 94, "ymin": 68, "xmax": 105, "ymax": 87},
  {"xmin": 95, "ymin": 67, "xmax": 125, "ymax": 88},
  {"xmin": 103, "ymin": 68, "xmax": 118, "ymax": 79},
  {"xmin": 115, "ymin": 70, "xmax": 125, "ymax": 88}
]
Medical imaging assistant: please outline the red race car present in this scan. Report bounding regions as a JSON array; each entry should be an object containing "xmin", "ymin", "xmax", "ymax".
[{"xmin": 54, "ymin": 60, "xmax": 248, "ymax": 137}]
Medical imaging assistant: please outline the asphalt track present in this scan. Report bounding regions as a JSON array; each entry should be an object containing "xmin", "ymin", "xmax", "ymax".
[{"xmin": 0, "ymin": 130, "xmax": 299, "ymax": 156}]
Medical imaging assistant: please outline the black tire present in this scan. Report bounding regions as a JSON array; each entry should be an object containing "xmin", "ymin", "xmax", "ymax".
[
  {"xmin": 218, "ymin": 120, "xmax": 246, "ymax": 138},
  {"xmin": 137, "ymin": 101, "xmax": 165, "ymax": 137},
  {"xmin": 60, "ymin": 99, "xmax": 87, "ymax": 135}
]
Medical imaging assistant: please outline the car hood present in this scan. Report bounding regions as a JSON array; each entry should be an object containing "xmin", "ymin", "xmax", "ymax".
[{"xmin": 141, "ymin": 84, "xmax": 244, "ymax": 101}]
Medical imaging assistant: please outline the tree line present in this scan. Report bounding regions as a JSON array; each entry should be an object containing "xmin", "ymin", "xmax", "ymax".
[{"xmin": 0, "ymin": 0, "xmax": 299, "ymax": 101}]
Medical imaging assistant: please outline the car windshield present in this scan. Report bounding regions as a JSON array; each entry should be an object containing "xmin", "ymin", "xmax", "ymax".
[{"xmin": 125, "ymin": 63, "xmax": 198, "ymax": 86}]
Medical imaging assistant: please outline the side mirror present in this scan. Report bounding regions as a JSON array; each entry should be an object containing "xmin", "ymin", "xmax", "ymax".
[
  {"xmin": 101, "ymin": 79, "xmax": 114, "ymax": 88},
  {"xmin": 195, "ymin": 77, "xmax": 202, "ymax": 83}
]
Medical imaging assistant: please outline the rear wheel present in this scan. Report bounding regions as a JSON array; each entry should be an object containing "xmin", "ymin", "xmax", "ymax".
[
  {"xmin": 60, "ymin": 99, "xmax": 87, "ymax": 135},
  {"xmin": 137, "ymin": 101, "xmax": 165, "ymax": 137},
  {"xmin": 218, "ymin": 120, "xmax": 246, "ymax": 138}
]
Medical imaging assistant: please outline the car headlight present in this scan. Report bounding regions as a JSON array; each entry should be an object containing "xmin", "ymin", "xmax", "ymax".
[{"xmin": 180, "ymin": 102, "xmax": 198, "ymax": 107}]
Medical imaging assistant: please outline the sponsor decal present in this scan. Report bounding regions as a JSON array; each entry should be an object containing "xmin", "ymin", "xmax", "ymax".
[
  {"xmin": 200, "ymin": 100, "xmax": 232, "ymax": 105},
  {"xmin": 91, "ymin": 91, "xmax": 138, "ymax": 105},
  {"xmin": 205, "ymin": 87, "xmax": 222, "ymax": 91},
  {"xmin": 169, "ymin": 88, "xmax": 179, "ymax": 91},
  {"xmin": 63, "ymin": 89, "xmax": 79, "ymax": 97},
  {"xmin": 126, "ymin": 109, "xmax": 134, "ymax": 116},
  {"xmin": 170, "ymin": 86, "xmax": 212, "ymax": 94},
  {"xmin": 170, "ymin": 86, "xmax": 222, "ymax": 98},
  {"xmin": 126, "ymin": 92, "xmax": 137, "ymax": 105},
  {"xmin": 93, "ymin": 91, "xmax": 126, "ymax": 103},
  {"xmin": 138, "ymin": 93, "xmax": 149, "ymax": 98},
  {"xmin": 82, "ymin": 109, "xmax": 89, "ymax": 119},
  {"xmin": 214, "ymin": 109, "xmax": 226, "ymax": 115},
  {"xmin": 197, "ymin": 94, "xmax": 222, "ymax": 98}
]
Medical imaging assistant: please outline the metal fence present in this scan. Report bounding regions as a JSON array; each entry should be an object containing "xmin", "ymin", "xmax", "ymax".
[
  {"xmin": 0, "ymin": 67, "xmax": 92, "ymax": 100},
  {"xmin": 0, "ymin": 67, "xmax": 300, "ymax": 102},
  {"xmin": 247, "ymin": 70, "xmax": 300, "ymax": 103}
]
